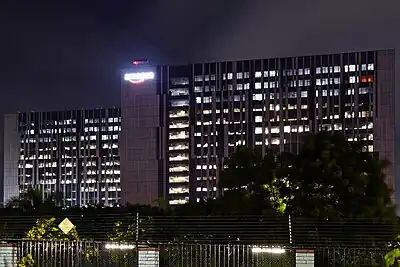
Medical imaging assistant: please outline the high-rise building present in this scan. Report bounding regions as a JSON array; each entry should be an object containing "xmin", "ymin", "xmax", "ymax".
[
  {"xmin": 120, "ymin": 50, "xmax": 395, "ymax": 206},
  {"xmin": 2, "ymin": 108, "xmax": 121, "ymax": 207}
]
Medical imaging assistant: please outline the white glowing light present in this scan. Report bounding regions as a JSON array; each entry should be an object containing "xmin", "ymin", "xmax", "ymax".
[
  {"xmin": 105, "ymin": 243, "xmax": 136, "ymax": 250},
  {"xmin": 124, "ymin": 72, "xmax": 155, "ymax": 84},
  {"xmin": 251, "ymin": 247, "xmax": 285, "ymax": 254}
]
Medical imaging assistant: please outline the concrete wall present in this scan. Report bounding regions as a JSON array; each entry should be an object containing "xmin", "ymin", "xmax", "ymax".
[
  {"xmin": 2, "ymin": 114, "xmax": 19, "ymax": 205},
  {"xmin": 120, "ymin": 68, "xmax": 161, "ymax": 205},
  {"xmin": 374, "ymin": 50, "xmax": 396, "ymax": 202}
]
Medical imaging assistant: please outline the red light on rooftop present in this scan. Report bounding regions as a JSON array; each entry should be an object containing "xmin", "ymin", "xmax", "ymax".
[{"xmin": 132, "ymin": 59, "xmax": 148, "ymax": 65}]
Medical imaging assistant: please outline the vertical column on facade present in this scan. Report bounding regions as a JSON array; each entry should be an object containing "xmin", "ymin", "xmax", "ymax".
[
  {"xmin": 260, "ymin": 59, "xmax": 266, "ymax": 156},
  {"xmin": 309, "ymin": 56, "xmax": 316, "ymax": 133},
  {"xmin": 277, "ymin": 58, "xmax": 283, "ymax": 152},
  {"xmin": 200, "ymin": 63, "xmax": 206, "ymax": 201},
  {"xmin": 210, "ymin": 63, "xmax": 218, "ymax": 199},
  {"xmin": 216, "ymin": 62, "xmax": 225, "ymax": 198},
  {"xmin": 189, "ymin": 65, "xmax": 197, "ymax": 203},
  {"xmin": 295, "ymin": 57, "xmax": 301, "ymax": 153},
  {"xmin": 248, "ymin": 60, "xmax": 255, "ymax": 151}
]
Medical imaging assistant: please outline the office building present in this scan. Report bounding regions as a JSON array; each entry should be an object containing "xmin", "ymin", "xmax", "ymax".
[
  {"xmin": 2, "ymin": 108, "xmax": 121, "ymax": 207},
  {"xmin": 120, "ymin": 50, "xmax": 395, "ymax": 206}
]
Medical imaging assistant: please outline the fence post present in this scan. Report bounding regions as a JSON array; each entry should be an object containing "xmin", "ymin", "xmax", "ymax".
[
  {"xmin": 136, "ymin": 212, "xmax": 139, "ymax": 265},
  {"xmin": 288, "ymin": 214, "xmax": 292, "ymax": 245},
  {"xmin": 135, "ymin": 212, "xmax": 140, "ymax": 242}
]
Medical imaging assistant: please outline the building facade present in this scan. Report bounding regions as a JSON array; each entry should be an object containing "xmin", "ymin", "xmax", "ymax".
[
  {"xmin": 122, "ymin": 50, "xmax": 395, "ymax": 206},
  {"xmin": 2, "ymin": 108, "xmax": 121, "ymax": 207}
]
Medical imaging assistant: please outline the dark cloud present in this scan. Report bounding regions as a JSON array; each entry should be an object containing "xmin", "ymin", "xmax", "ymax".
[{"xmin": 0, "ymin": 0, "xmax": 399, "ymax": 113}]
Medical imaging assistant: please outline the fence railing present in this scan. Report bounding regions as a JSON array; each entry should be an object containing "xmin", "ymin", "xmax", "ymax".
[
  {"xmin": 0, "ymin": 214, "xmax": 397, "ymax": 246},
  {"xmin": 0, "ymin": 239, "xmax": 390, "ymax": 267}
]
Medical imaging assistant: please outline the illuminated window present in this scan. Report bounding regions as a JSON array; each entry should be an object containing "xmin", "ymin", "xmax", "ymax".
[
  {"xmin": 361, "ymin": 64, "xmax": 367, "ymax": 71},
  {"xmin": 171, "ymin": 100, "xmax": 189, "ymax": 107},
  {"xmin": 271, "ymin": 127, "xmax": 279, "ymax": 134},
  {"xmin": 169, "ymin": 131, "xmax": 189, "ymax": 140},
  {"xmin": 169, "ymin": 186, "xmax": 189, "ymax": 194},
  {"xmin": 203, "ymin": 96, "xmax": 212, "ymax": 103},
  {"xmin": 169, "ymin": 198, "xmax": 188, "ymax": 205},
  {"xmin": 171, "ymin": 77, "xmax": 189, "ymax": 85},
  {"xmin": 361, "ymin": 76, "xmax": 374, "ymax": 83},
  {"xmin": 169, "ymin": 153, "xmax": 189, "ymax": 161},
  {"xmin": 169, "ymin": 165, "xmax": 189, "ymax": 172},
  {"xmin": 253, "ymin": 94, "xmax": 263, "ymax": 101},
  {"xmin": 359, "ymin": 87, "xmax": 372, "ymax": 94},
  {"xmin": 170, "ymin": 88, "xmax": 189, "ymax": 96},
  {"xmin": 368, "ymin": 63, "xmax": 374, "ymax": 70},
  {"xmin": 169, "ymin": 110, "xmax": 188, "ymax": 118},
  {"xmin": 271, "ymin": 138, "xmax": 280, "ymax": 145},
  {"xmin": 169, "ymin": 121, "xmax": 189, "ymax": 129},
  {"xmin": 169, "ymin": 176, "xmax": 189, "ymax": 183}
]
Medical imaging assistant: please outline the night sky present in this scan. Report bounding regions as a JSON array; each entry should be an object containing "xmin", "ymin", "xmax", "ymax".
[{"xmin": 0, "ymin": 0, "xmax": 399, "ymax": 113}]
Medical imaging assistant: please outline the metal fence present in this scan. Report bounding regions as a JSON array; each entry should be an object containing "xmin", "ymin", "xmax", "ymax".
[
  {"xmin": 0, "ymin": 240, "xmax": 389, "ymax": 267},
  {"xmin": 0, "ymin": 214, "xmax": 397, "ymax": 247}
]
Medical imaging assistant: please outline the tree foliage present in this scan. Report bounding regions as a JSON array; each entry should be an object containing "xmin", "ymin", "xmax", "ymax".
[
  {"xmin": 218, "ymin": 147, "xmax": 287, "ymax": 214},
  {"xmin": 214, "ymin": 132, "xmax": 395, "ymax": 220},
  {"xmin": 110, "ymin": 215, "xmax": 154, "ymax": 242},
  {"xmin": 285, "ymin": 132, "xmax": 395, "ymax": 219},
  {"xmin": 25, "ymin": 217, "xmax": 79, "ymax": 241},
  {"xmin": 385, "ymin": 235, "xmax": 400, "ymax": 267},
  {"xmin": 17, "ymin": 217, "xmax": 96, "ymax": 267},
  {"xmin": 6, "ymin": 186, "xmax": 62, "ymax": 213}
]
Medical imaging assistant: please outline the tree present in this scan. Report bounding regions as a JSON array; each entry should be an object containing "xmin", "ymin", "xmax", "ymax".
[
  {"xmin": 6, "ymin": 186, "xmax": 62, "ymax": 212},
  {"xmin": 217, "ymin": 132, "xmax": 395, "ymax": 220},
  {"xmin": 285, "ymin": 131, "xmax": 395, "ymax": 220},
  {"xmin": 385, "ymin": 235, "xmax": 400, "ymax": 267},
  {"xmin": 25, "ymin": 217, "xmax": 79, "ymax": 241},
  {"xmin": 6, "ymin": 187, "xmax": 43, "ymax": 211},
  {"xmin": 211, "ymin": 132, "xmax": 397, "ymax": 247},
  {"xmin": 110, "ymin": 215, "xmax": 154, "ymax": 242},
  {"xmin": 17, "ymin": 217, "xmax": 96, "ymax": 267},
  {"xmin": 218, "ymin": 146, "xmax": 287, "ymax": 215}
]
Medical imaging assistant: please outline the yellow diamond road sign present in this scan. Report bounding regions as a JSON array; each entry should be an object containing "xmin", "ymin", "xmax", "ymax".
[{"xmin": 58, "ymin": 218, "xmax": 74, "ymax": 235}]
